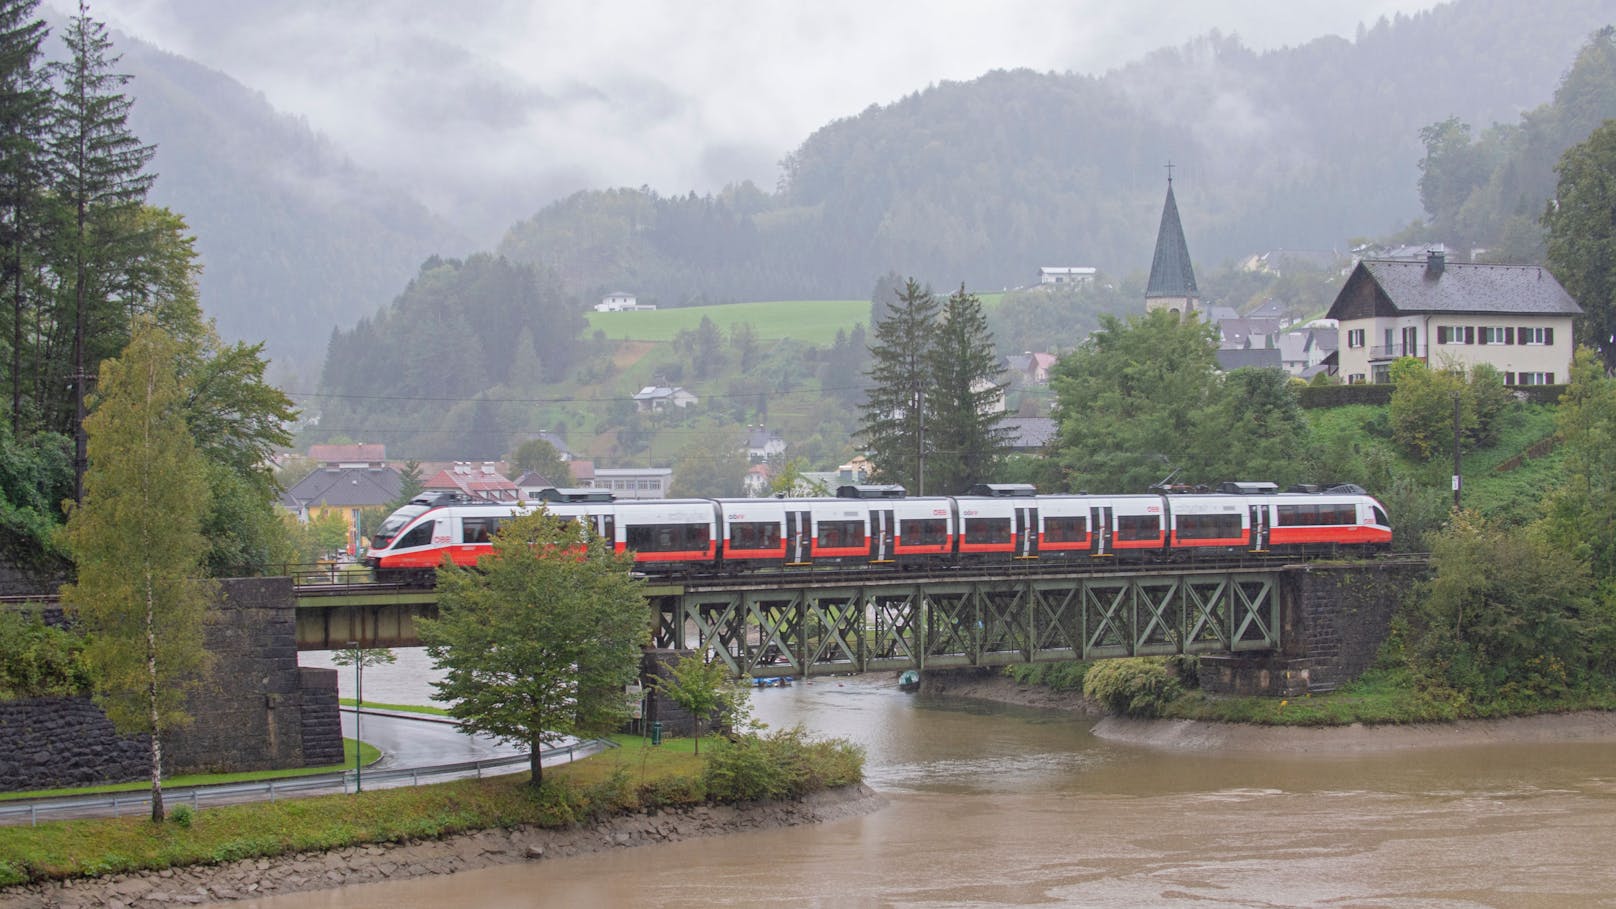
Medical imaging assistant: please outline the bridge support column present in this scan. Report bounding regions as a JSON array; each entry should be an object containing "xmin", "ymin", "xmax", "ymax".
[{"xmin": 1196, "ymin": 654, "xmax": 1311, "ymax": 697}]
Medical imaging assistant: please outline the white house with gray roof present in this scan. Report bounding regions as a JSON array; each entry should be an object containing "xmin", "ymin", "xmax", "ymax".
[{"xmin": 1326, "ymin": 250, "xmax": 1580, "ymax": 385}]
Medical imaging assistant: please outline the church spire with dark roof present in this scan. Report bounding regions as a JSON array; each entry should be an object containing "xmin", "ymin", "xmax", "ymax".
[{"xmin": 1145, "ymin": 172, "xmax": 1199, "ymax": 316}]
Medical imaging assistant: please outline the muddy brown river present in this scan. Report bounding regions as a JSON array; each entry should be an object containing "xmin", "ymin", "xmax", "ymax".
[{"xmin": 260, "ymin": 658, "xmax": 1616, "ymax": 908}]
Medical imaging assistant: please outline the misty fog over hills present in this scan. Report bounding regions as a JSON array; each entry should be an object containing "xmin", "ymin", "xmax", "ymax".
[{"xmin": 99, "ymin": 0, "xmax": 1616, "ymax": 375}]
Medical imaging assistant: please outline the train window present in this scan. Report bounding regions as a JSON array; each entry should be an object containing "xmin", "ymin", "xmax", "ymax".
[
  {"xmin": 1044, "ymin": 515, "xmax": 1087, "ymax": 542},
  {"xmin": 627, "ymin": 522, "xmax": 711, "ymax": 552},
  {"xmin": 461, "ymin": 517, "xmax": 495, "ymax": 544},
  {"xmin": 964, "ymin": 517, "xmax": 1012, "ymax": 544},
  {"xmin": 1372, "ymin": 506, "xmax": 1388, "ymax": 527},
  {"xmin": 1116, "ymin": 514, "xmax": 1161, "ymax": 541},
  {"xmin": 1322, "ymin": 505, "xmax": 1357, "ymax": 525},
  {"xmin": 816, "ymin": 520, "xmax": 865, "ymax": 548},
  {"xmin": 396, "ymin": 521, "xmax": 435, "ymax": 549},
  {"xmin": 1176, "ymin": 513, "xmax": 1243, "ymax": 540},
  {"xmin": 1276, "ymin": 504, "xmax": 1313, "ymax": 526},
  {"xmin": 729, "ymin": 521, "xmax": 781, "ymax": 550},
  {"xmin": 900, "ymin": 518, "xmax": 948, "ymax": 547}
]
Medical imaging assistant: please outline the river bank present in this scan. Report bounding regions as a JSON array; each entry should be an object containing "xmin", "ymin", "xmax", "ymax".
[
  {"xmin": 0, "ymin": 784, "xmax": 885, "ymax": 908},
  {"xmin": 922, "ymin": 666, "xmax": 1616, "ymax": 753}
]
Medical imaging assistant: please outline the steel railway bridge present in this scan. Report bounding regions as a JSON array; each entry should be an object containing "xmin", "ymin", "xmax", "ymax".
[{"xmin": 286, "ymin": 557, "xmax": 1413, "ymax": 689}]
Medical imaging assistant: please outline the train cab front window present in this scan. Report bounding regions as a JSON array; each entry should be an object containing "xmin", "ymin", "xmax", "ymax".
[
  {"xmin": 1372, "ymin": 506, "xmax": 1389, "ymax": 526},
  {"xmin": 370, "ymin": 512, "xmax": 416, "ymax": 549}
]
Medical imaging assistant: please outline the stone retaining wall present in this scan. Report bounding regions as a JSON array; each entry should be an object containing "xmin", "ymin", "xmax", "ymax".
[
  {"xmin": 0, "ymin": 578, "xmax": 343, "ymax": 792},
  {"xmin": 0, "ymin": 697, "xmax": 148, "ymax": 791}
]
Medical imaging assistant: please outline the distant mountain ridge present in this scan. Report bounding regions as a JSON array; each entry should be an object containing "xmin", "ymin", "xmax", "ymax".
[
  {"xmin": 108, "ymin": 0, "xmax": 1616, "ymax": 376},
  {"xmin": 116, "ymin": 34, "xmax": 469, "ymax": 379}
]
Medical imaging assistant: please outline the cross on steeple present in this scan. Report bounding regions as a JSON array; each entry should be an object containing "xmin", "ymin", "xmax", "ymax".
[{"xmin": 1165, "ymin": 160, "xmax": 1175, "ymax": 185}]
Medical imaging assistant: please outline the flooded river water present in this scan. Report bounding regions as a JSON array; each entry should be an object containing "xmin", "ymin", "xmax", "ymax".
[{"xmin": 268, "ymin": 653, "xmax": 1616, "ymax": 908}]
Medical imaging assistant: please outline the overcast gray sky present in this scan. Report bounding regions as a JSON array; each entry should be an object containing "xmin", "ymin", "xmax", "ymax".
[{"xmin": 86, "ymin": 0, "xmax": 1442, "ymax": 238}]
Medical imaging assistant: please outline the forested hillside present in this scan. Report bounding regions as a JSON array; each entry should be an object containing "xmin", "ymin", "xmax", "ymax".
[
  {"xmin": 496, "ymin": 0, "xmax": 1616, "ymax": 307},
  {"xmin": 116, "ymin": 35, "xmax": 468, "ymax": 379}
]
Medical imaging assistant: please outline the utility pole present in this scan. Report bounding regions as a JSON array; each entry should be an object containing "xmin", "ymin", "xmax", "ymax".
[
  {"xmin": 1452, "ymin": 392, "xmax": 1462, "ymax": 509},
  {"xmin": 915, "ymin": 384, "xmax": 925, "ymax": 496}
]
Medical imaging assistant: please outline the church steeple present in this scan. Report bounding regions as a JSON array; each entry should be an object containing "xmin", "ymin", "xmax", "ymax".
[{"xmin": 1145, "ymin": 170, "xmax": 1199, "ymax": 317}]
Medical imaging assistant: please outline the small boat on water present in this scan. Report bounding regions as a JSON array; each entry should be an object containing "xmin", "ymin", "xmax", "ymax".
[
  {"xmin": 898, "ymin": 670, "xmax": 920, "ymax": 693},
  {"xmin": 753, "ymin": 675, "xmax": 793, "ymax": 688}
]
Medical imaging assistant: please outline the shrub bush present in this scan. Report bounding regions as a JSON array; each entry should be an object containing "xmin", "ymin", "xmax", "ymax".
[
  {"xmin": 1004, "ymin": 661, "xmax": 1090, "ymax": 692},
  {"xmin": 1082, "ymin": 658, "xmax": 1183, "ymax": 718},
  {"xmin": 702, "ymin": 726, "xmax": 864, "ymax": 802}
]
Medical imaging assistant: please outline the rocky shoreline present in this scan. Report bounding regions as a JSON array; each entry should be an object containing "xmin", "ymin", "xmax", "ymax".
[{"xmin": 0, "ymin": 784, "xmax": 886, "ymax": 908}]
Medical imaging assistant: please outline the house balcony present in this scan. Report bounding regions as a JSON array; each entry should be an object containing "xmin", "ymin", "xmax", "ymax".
[{"xmin": 1368, "ymin": 344, "xmax": 1427, "ymax": 361}]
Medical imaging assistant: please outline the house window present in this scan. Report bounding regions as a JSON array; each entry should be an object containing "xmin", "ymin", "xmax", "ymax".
[
  {"xmin": 1482, "ymin": 326, "xmax": 1510, "ymax": 345},
  {"xmin": 1347, "ymin": 373, "xmax": 1366, "ymax": 385},
  {"xmin": 1371, "ymin": 364, "xmax": 1391, "ymax": 384},
  {"xmin": 1346, "ymin": 329, "xmax": 1364, "ymax": 349},
  {"xmin": 1517, "ymin": 326, "xmax": 1551, "ymax": 345},
  {"xmin": 1515, "ymin": 372, "xmax": 1555, "ymax": 386}
]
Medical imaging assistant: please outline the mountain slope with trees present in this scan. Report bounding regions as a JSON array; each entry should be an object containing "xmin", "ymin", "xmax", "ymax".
[
  {"xmin": 115, "ymin": 32, "xmax": 468, "ymax": 379},
  {"xmin": 495, "ymin": 0, "xmax": 1616, "ymax": 309}
]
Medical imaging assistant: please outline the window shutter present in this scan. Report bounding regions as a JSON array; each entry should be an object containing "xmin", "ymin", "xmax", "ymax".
[
  {"xmin": 1518, "ymin": 325, "xmax": 1529, "ymax": 344},
  {"xmin": 1546, "ymin": 327, "xmax": 1555, "ymax": 345},
  {"xmin": 1465, "ymin": 326, "xmax": 1475, "ymax": 344},
  {"xmin": 1505, "ymin": 372, "xmax": 1516, "ymax": 385},
  {"xmin": 1436, "ymin": 327, "xmax": 1448, "ymax": 345},
  {"xmin": 1506, "ymin": 327, "xmax": 1515, "ymax": 344}
]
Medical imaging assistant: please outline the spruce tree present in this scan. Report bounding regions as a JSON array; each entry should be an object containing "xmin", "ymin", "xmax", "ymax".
[
  {"xmin": 858, "ymin": 278, "xmax": 939, "ymax": 492},
  {"xmin": 0, "ymin": 0, "xmax": 49, "ymax": 432},
  {"xmin": 925, "ymin": 284, "xmax": 1010, "ymax": 493},
  {"xmin": 48, "ymin": 0, "xmax": 156, "ymax": 501}
]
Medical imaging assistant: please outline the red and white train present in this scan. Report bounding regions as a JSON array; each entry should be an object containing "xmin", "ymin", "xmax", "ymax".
[{"xmin": 363, "ymin": 483, "xmax": 1392, "ymax": 582}]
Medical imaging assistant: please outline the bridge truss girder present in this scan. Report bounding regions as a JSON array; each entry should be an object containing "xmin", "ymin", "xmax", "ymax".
[{"xmin": 650, "ymin": 570, "xmax": 1279, "ymax": 678}]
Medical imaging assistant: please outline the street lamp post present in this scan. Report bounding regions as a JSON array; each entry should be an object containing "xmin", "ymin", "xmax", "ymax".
[{"xmin": 347, "ymin": 640, "xmax": 363, "ymax": 792}]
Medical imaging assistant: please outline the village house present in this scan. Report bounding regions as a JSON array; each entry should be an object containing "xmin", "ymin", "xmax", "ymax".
[
  {"xmin": 277, "ymin": 460, "xmax": 402, "ymax": 553},
  {"xmin": 572, "ymin": 461, "xmax": 673, "ymax": 499},
  {"xmin": 744, "ymin": 426, "xmax": 786, "ymax": 462},
  {"xmin": 1327, "ymin": 250, "xmax": 1580, "ymax": 385},
  {"xmin": 422, "ymin": 462, "xmax": 520, "ymax": 502},
  {"xmin": 632, "ymin": 385, "xmax": 699, "ymax": 412},
  {"xmin": 1038, "ymin": 266, "xmax": 1097, "ymax": 286},
  {"xmin": 594, "ymin": 292, "xmax": 655, "ymax": 312}
]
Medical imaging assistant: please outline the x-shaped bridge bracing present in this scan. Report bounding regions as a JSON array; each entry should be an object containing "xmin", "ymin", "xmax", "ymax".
[{"xmin": 650, "ymin": 567, "xmax": 1281, "ymax": 678}]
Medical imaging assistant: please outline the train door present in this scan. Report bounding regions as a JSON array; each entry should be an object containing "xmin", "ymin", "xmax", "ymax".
[
  {"xmin": 593, "ymin": 513, "xmax": 615, "ymax": 545},
  {"xmin": 1249, "ymin": 505, "xmax": 1269, "ymax": 552},
  {"xmin": 870, "ymin": 509, "xmax": 895, "ymax": 562},
  {"xmin": 1090, "ymin": 506, "xmax": 1112, "ymax": 557},
  {"xmin": 785, "ymin": 510, "xmax": 811, "ymax": 564},
  {"xmin": 1015, "ymin": 506, "xmax": 1038, "ymax": 558}
]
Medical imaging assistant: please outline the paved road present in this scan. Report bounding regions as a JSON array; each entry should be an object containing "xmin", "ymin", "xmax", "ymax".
[
  {"xmin": 0, "ymin": 710, "xmax": 596, "ymax": 825},
  {"xmin": 343, "ymin": 708, "xmax": 530, "ymax": 771}
]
